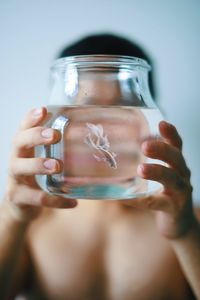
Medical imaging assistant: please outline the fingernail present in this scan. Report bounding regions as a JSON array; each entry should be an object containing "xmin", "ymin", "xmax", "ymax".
[
  {"xmin": 164, "ymin": 121, "xmax": 171, "ymax": 126},
  {"xmin": 41, "ymin": 128, "xmax": 53, "ymax": 138},
  {"xmin": 161, "ymin": 120, "xmax": 171, "ymax": 128},
  {"xmin": 43, "ymin": 159, "xmax": 57, "ymax": 170},
  {"xmin": 33, "ymin": 108, "xmax": 42, "ymax": 118}
]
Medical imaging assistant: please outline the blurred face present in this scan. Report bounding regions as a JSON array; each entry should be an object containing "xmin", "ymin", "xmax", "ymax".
[
  {"xmin": 49, "ymin": 74, "xmax": 150, "ymax": 195},
  {"xmin": 46, "ymin": 50, "xmax": 159, "ymax": 199},
  {"xmin": 77, "ymin": 78, "xmax": 122, "ymax": 105}
]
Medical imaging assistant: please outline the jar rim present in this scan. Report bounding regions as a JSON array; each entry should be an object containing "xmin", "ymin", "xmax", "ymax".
[{"xmin": 51, "ymin": 54, "xmax": 151, "ymax": 71}]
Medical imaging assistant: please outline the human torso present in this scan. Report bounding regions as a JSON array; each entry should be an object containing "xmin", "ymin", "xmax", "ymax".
[{"xmin": 25, "ymin": 201, "xmax": 194, "ymax": 300}]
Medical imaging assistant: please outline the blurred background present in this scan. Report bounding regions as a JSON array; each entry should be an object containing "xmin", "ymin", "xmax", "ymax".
[{"xmin": 0, "ymin": 0, "xmax": 199, "ymax": 205}]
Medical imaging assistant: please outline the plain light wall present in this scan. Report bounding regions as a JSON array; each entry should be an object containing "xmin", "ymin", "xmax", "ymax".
[{"xmin": 0, "ymin": 0, "xmax": 200, "ymax": 204}]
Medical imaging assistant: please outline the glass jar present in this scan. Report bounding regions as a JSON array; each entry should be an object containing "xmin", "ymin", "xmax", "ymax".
[{"xmin": 36, "ymin": 55, "xmax": 163, "ymax": 200}]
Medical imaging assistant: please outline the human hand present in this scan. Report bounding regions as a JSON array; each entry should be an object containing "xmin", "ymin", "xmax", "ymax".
[
  {"xmin": 126, "ymin": 121, "xmax": 195, "ymax": 239},
  {"xmin": 3, "ymin": 107, "xmax": 77, "ymax": 222}
]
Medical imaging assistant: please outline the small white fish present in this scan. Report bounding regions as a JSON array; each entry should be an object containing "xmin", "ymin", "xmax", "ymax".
[{"xmin": 84, "ymin": 123, "xmax": 117, "ymax": 169}]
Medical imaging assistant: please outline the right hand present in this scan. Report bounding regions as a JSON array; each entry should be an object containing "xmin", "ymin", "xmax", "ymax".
[{"xmin": 3, "ymin": 107, "xmax": 77, "ymax": 222}]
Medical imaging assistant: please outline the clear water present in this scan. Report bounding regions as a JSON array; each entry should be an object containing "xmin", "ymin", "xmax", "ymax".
[{"xmin": 36, "ymin": 105, "xmax": 163, "ymax": 200}]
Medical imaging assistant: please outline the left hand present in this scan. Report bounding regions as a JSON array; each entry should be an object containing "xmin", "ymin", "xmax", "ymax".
[{"xmin": 126, "ymin": 121, "xmax": 195, "ymax": 240}]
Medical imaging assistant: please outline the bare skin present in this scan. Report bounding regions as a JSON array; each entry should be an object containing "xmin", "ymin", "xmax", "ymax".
[{"xmin": 0, "ymin": 107, "xmax": 200, "ymax": 300}]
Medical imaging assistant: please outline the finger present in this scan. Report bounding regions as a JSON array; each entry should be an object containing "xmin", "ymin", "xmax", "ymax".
[
  {"xmin": 13, "ymin": 185, "xmax": 78, "ymax": 209},
  {"xmin": 19, "ymin": 107, "xmax": 49, "ymax": 130},
  {"xmin": 159, "ymin": 121, "xmax": 182, "ymax": 150},
  {"xmin": 9, "ymin": 158, "xmax": 61, "ymax": 176},
  {"xmin": 141, "ymin": 140, "xmax": 190, "ymax": 178},
  {"xmin": 120, "ymin": 193, "xmax": 169, "ymax": 211},
  {"xmin": 14, "ymin": 127, "xmax": 61, "ymax": 157},
  {"xmin": 137, "ymin": 163, "xmax": 187, "ymax": 192}
]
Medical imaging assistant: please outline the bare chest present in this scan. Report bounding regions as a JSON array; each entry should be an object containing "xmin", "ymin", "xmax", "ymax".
[{"xmin": 27, "ymin": 206, "xmax": 190, "ymax": 300}]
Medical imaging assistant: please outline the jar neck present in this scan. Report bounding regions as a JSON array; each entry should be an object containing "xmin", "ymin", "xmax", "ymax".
[{"xmin": 49, "ymin": 58, "xmax": 155, "ymax": 108}]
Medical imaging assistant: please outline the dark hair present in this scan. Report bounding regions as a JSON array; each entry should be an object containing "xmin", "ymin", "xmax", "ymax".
[{"xmin": 58, "ymin": 33, "xmax": 156, "ymax": 99}]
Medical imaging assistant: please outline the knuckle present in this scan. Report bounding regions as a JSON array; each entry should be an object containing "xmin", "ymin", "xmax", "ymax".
[
  {"xmin": 178, "ymin": 137, "xmax": 183, "ymax": 148},
  {"xmin": 186, "ymin": 182, "xmax": 193, "ymax": 193},
  {"xmin": 5, "ymin": 183, "xmax": 17, "ymax": 202},
  {"xmin": 8, "ymin": 161, "xmax": 17, "ymax": 177},
  {"xmin": 177, "ymin": 151, "xmax": 184, "ymax": 167},
  {"xmin": 12, "ymin": 132, "xmax": 20, "ymax": 146},
  {"xmin": 8, "ymin": 165, "xmax": 15, "ymax": 177},
  {"xmin": 179, "ymin": 151, "xmax": 185, "ymax": 161},
  {"xmin": 189, "ymin": 184, "xmax": 193, "ymax": 193},
  {"xmin": 185, "ymin": 167, "xmax": 191, "ymax": 179}
]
